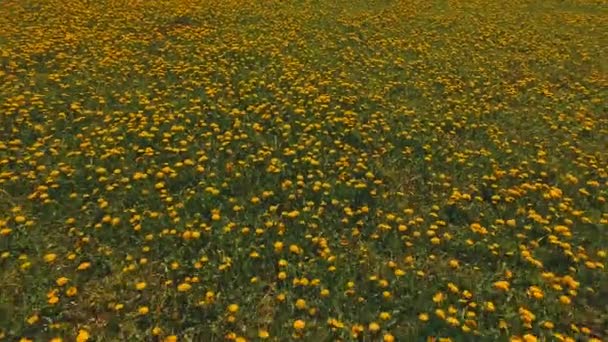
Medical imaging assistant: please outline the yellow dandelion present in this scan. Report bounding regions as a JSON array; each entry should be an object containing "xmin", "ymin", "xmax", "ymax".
[
  {"xmin": 77, "ymin": 262, "xmax": 91, "ymax": 271},
  {"xmin": 293, "ymin": 319, "xmax": 306, "ymax": 330},
  {"xmin": 66, "ymin": 286, "xmax": 78, "ymax": 297},
  {"xmin": 56, "ymin": 277, "xmax": 69, "ymax": 286},
  {"xmin": 76, "ymin": 329, "xmax": 89, "ymax": 342},
  {"xmin": 177, "ymin": 283, "xmax": 192, "ymax": 292},
  {"xmin": 26, "ymin": 314, "xmax": 39, "ymax": 325},
  {"xmin": 493, "ymin": 280, "xmax": 510, "ymax": 291},
  {"xmin": 384, "ymin": 333, "xmax": 395, "ymax": 342},
  {"xmin": 258, "ymin": 329, "xmax": 270, "ymax": 339},
  {"xmin": 43, "ymin": 253, "xmax": 57, "ymax": 263}
]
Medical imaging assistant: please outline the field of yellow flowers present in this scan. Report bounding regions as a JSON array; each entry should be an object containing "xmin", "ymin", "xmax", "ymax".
[{"xmin": 1, "ymin": 0, "xmax": 607, "ymax": 340}]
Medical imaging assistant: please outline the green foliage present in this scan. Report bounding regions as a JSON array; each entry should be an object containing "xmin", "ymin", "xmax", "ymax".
[{"xmin": 0, "ymin": 0, "xmax": 606, "ymax": 341}]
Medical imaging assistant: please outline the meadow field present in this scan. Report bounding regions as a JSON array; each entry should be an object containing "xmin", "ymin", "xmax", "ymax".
[{"xmin": 1, "ymin": 0, "xmax": 607, "ymax": 340}]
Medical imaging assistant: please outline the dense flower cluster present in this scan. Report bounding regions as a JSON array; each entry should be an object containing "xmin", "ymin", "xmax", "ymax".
[{"xmin": 0, "ymin": 0, "xmax": 606, "ymax": 340}]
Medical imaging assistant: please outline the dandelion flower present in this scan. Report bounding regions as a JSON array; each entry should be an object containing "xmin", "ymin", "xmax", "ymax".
[{"xmin": 293, "ymin": 319, "xmax": 306, "ymax": 330}]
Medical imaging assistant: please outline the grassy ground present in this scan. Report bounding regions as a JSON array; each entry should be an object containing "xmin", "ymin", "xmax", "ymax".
[{"xmin": 1, "ymin": 0, "xmax": 607, "ymax": 341}]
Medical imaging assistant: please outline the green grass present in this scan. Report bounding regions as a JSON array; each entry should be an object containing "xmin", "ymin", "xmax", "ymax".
[{"xmin": 0, "ymin": 0, "xmax": 607, "ymax": 341}]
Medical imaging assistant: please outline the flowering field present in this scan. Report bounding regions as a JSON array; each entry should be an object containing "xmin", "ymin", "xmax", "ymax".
[{"xmin": 1, "ymin": 0, "xmax": 607, "ymax": 341}]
